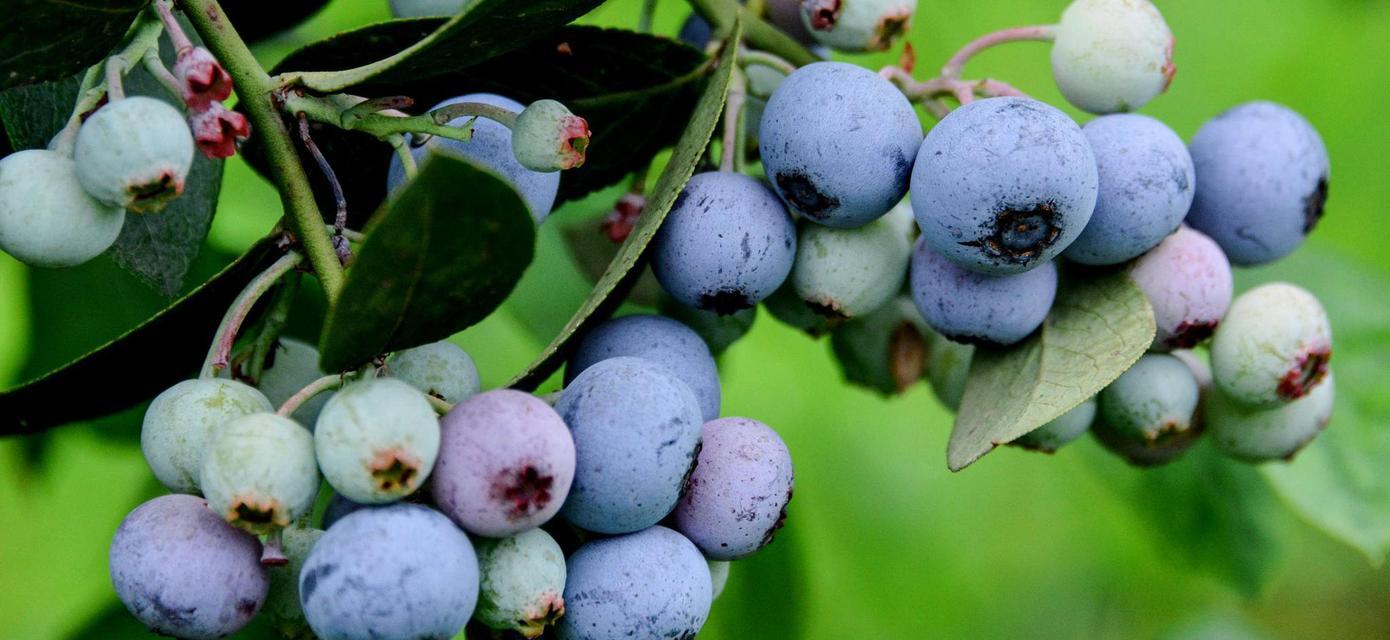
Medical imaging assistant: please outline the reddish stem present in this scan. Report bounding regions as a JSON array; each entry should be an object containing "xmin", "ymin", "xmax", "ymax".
[
  {"xmin": 200, "ymin": 252, "xmax": 303, "ymax": 378},
  {"xmin": 941, "ymin": 25, "xmax": 1057, "ymax": 79},
  {"xmin": 153, "ymin": 0, "xmax": 195, "ymax": 53}
]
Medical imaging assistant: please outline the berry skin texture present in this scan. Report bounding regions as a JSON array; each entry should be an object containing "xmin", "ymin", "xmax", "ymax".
[
  {"xmin": 674, "ymin": 417, "xmax": 795, "ymax": 560},
  {"xmin": 909, "ymin": 238, "xmax": 1058, "ymax": 347},
  {"xmin": 1063, "ymin": 114, "xmax": 1194, "ymax": 265},
  {"xmin": 511, "ymin": 99, "xmax": 590, "ymax": 172},
  {"xmin": 110, "ymin": 494, "xmax": 268, "ymax": 640},
  {"xmin": 265, "ymin": 525, "xmax": 323, "ymax": 640},
  {"xmin": 566, "ymin": 314, "xmax": 722, "ymax": 421},
  {"xmin": 200, "ymin": 413, "xmax": 320, "ymax": 535},
  {"xmin": 387, "ymin": 93, "xmax": 560, "ymax": 222},
  {"xmin": 1130, "ymin": 226, "xmax": 1233, "ymax": 351},
  {"xmin": 1186, "ymin": 101, "xmax": 1330, "ymax": 266},
  {"xmin": 474, "ymin": 528, "xmax": 568, "ymax": 638},
  {"xmin": 0, "ymin": 149, "xmax": 125, "ymax": 268},
  {"xmin": 432, "ymin": 389, "xmax": 576, "ymax": 537},
  {"xmin": 1209, "ymin": 370, "xmax": 1335, "ymax": 463},
  {"xmin": 800, "ymin": 0, "xmax": 915, "ymax": 53},
  {"xmin": 1012, "ymin": 398, "xmax": 1097, "ymax": 453},
  {"xmin": 760, "ymin": 62, "xmax": 923, "ymax": 228},
  {"xmin": 911, "ymin": 97, "xmax": 1098, "ymax": 275},
  {"xmin": 651, "ymin": 171, "xmax": 797, "ymax": 314},
  {"xmin": 314, "ymin": 378, "xmax": 440, "ymax": 504},
  {"xmin": 387, "ymin": 340, "xmax": 481, "ymax": 405},
  {"xmin": 299, "ymin": 504, "xmax": 479, "ymax": 640},
  {"xmin": 792, "ymin": 200, "xmax": 915, "ymax": 321},
  {"xmin": 555, "ymin": 357, "xmax": 704, "ymax": 534},
  {"xmin": 1050, "ymin": 0, "xmax": 1175, "ymax": 114},
  {"xmin": 74, "ymin": 96, "xmax": 195, "ymax": 212},
  {"xmin": 556, "ymin": 526, "xmax": 712, "ymax": 640},
  {"xmin": 1211, "ymin": 282, "xmax": 1332, "ymax": 408},
  {"xmin": 1094, "ymin": 354, "xmax": 1202, "ymax": 466},
  {"xmin": 252, "ymin": 337, "xmax": 332, "ymax": 425},
  {"xmin": 388, "ymin": 0, "xmax": 465, "ymax": 17},
  {"xmin": 830, "ymin": 295, "xmax": 933, "ymax": 396},
  {"xmin": 659, "ymin": 300, "xmax": 757, "ymax": 356},
  {"xmin": 141, "ymin": 378, "xmax": 274, "ymax": 494},
  {"xmin": 926, "ymin": 337, "xmax": 974, "ymax": 411},
  {"xmin": 708, "ymin": 560, "xmax": 731, "ymax": 600}
]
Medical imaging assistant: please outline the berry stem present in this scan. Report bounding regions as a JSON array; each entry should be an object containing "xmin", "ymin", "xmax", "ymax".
[
  {"xmin": 719, "ymin": 65, "xmax": 747, "ymax": 173},
  {"xmin": 152, "ymin": 0, "xmax": 195, "ymax": 54},
  {"xmin": 940, "ymin": 25, "xmax": 1056, "ymax": 80},
  {"xmin": 425, "ymin": 394, "xmax": 454, "ymax": 416},
  {"xmin": 296, "ymin": 114, "xmax": 348, "ymax": 245},
  {"xmin": 389, "ymin": 134, "xmax": 419, "ymax": 179},
  {"xmin": 200, "ymin": 252, "xmax": 303, "ymax": 379},
  {"xmin": 50, "ymin": 16, "xmax": 165, "ymax": 155},
  {"xmin": 104, "ymin": 57, "xmax": 128, "ymax": 101},
  {"xmin": 688, "ymin": 0, "xmax": 819, "ymax": 66},
  {"xmin": 277, "ymin": 374, "xmax": 344, "ymax": 417},
  {"xmin": 140, "ymin": 50, "xmax": 183, "ymax": 101},
  {"xmin": 283, "ymin": 93, "xmax": 513, "ymax": 144},
  {"xmin": 244, "ymin": 271, "xmax": 301, "ymax": 384},
  {"xmin": 739, "ymin": 49, "xmax": 797, "ymax": 78},
  {"xmin": 639, "ymin": 0, "xmax": 657, "ymax": 32}
]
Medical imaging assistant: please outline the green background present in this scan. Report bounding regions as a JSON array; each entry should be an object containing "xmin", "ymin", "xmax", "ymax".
[{"xmin": 1, "ymin": 0, "xmax": 1388, "ymax": 638}]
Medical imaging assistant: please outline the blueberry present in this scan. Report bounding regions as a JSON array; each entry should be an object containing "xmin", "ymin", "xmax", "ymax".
[
  {"xmin": 764, "ymin": 280, "xmax": 838, "ymax": 337},
  {"xmin": 1012, "ymin": 398, "xmax": 1097, "ymax": 453},
  {"xmin": 512, "ymin": 99, "xmax": 590, "ymax": 172},
  {"xmin": 659, "ymin": 299, "xmax": 758, "ymax": 356},
  {"xmin": 708, "ymin": 560, "xmax": 731, "ymax": 600},
  {"xmin": 926, "ymin": 337, "xmax": 974, "ymax": 412},
  {"xmin": 567, "ymin": 314, "xmax": 721, "ymax": 421},
  {"xmin": 110, "ymin": 494, "xmax": 267, "ymax": 640},
  {"xmin": 320, "ymin": 493, "xmax": 365, "ymax": 530},
  {"xmin": 1063, "ymin": 114, "xmax": 1194, "ymax": 265},
  {"xmin": 474, "ymin": 528, "xmax": 568, "ymax": 638},
  {"xmin": 386, "ymin": 93, "xmax": 560, "ymax": 222},
  {"xmin": 555, "ymin": 357, "xmax": 703, "ymax": 534},
  {"xmin": 432, "ymin": 389, "xmax": 576, "ymax": 536},
  {"xmin": 1173, "ymin": 349, "xmax": 1213, "ymax": 391},
  {"xmin": 299, "ymin": 504, "xmax": 478, "ymax": 640},
  {"xmin": 1130, "ymin": 226, "xmax": 1233, "ymax": 351},
  {"xmin": 75, "ymin": 96, "xmax": 195, "ymax": 212},
  {"xmin": 1209, "ymin": 370, "xmax": 1335, "ymax": 462},
  {"xmin": 791, "ymin": 200, "xmax": 915, "ymax": 320},
  {"xmin": 388, "ymin": 0, "xmax": 464, "ymax": 18},
  {"xmin": 265, "ymin": 525, "xmax": 323, "ymax": 639},
  {"xmin": 679, "ymin": 13, "xmax": 715, "ymax": 48},
  {"xmin": 908, "ymin": 237, "xmax": 1058, "ymax": 347},
  {"xmin": 800, "ymin": 0, "xmax": 915, "ymax": 52},
  {"xmin": 1093, "ymin": 353, "xmax": 1202, "ymax": 466},
  {"xmin": 0, "ymin": 149, "xmax": 125, "ymax": 268},
  {"xmin": 142, "ymin": 378, "xmax": 274, "ymax": 494},
  {"xmin": 556, "ymin": 526, "xmax": 712, "ymax": 640},
  {"xmin": 911, "ymin": 97, "xmax": 1098, "ymax": 275},
  {"xmin": 674, "ymin": 417, "xmax": 794, "ymax": 560},
  {"xmin": 388, "ymin": 340, "xmax": 481, "ymax": 405},
  {"xmin": 1210, "ymin": 282, "xmax": 1331, "ymax": 408},
  {"xmin": 200, "ymin": 412, "xmax": 319, "ymax": 534},
  {"xmin": 760, "ymin": 62, "xmax": 923, "ymax": 228},
  {"xmin": 830, "ymin": 295, "xmax": 933, "ymax": 396},
  {"xmin": 651, "ymin": 171, "xmax": 797, "ymax": 314},
  {"xmin": 765, "ymin": 0, "xmax": 817, "ymax": 44},
  {"xmin": 251, "ymin": 337, "xmax": 333, "ymax": 426},
  {"xmin": 1051, "ymin": 0, "xmax": 1175, "ymax": 114},
  {"xmin": 1186, "ymin": 102, "xmax": 1330, "ymax": 266},
  {"xmin": 314, "ymin": 378, "xmax": 440, "ymax": 504}
]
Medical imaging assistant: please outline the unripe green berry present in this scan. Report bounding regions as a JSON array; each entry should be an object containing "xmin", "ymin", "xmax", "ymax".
[
  {"xmin": 1209, "ymin": 370, "xmax": 1335, "ymax": 463},
  {"xmin": 660, "ymin": 298, "xmax": 757, "ymax": 356},
  {"xmin": 265, "ymin": 525, "xmax": 323, "ymax": 640},
  {"xmin": 475, "ymin": 528, "xmax": 567, "ymax": 638},
  {"xmin": 387, "ymin": 340, "xmax": 481, "ymax": 405},
  {"xmin": 1211, "ymin": 283, "xmax": 1331, "ymax": 409},
  {"xmin": 201, "ymin": 413, "xmax": 319, "ymax": 534},
  {"xmin": 764, "ymin": 280, "xmax": 836, "ymax": 337},
  {"xmin": 254, "ymin": 337, "xmax": 332, "ymax": 426},
  {"xmin": 141, "ymin": 378, "xmax": 274, "ymax": 494},
  {"xmin": 0, "ymin": 149, "xmax": 125, "ymax": 268},
  {"xmin": 1013, "ymin": 397, "xmax": 1097, "ymax": 453},
  {"xmin": 709, "ymin": 560, "xmax": 731, "ymax": 600},
  {"xmin": 1051, "ymin": 0, "xmax": 1175, "ymax": 114},
  {"xmin": 511, "ymin": 99, "xmax": 590, "ymax": 172},
  {"xmin": 314, "ymin": 378, "xmax": 440, "ymax": 504},
  {"xmin": 792, "ymin": 201, "xmax": 914, "ymax": 320},
  {"xmin": 801, "ymin": 0, "xmax": 915, "ymax": 52},
  {"xmin": 74, "ymin": 96, "xmax": 195, "ymax": 212},
  {"xmin": 830, "ymin": 295, "xmax": 933, "ymax": 396},
  {"xmin": 1094, "ymin": 353, "xmax": 1202, "ymax": 466},
  {"xmin": 926, "ymin": 337, "xmax": 974, "ymax": 412}
]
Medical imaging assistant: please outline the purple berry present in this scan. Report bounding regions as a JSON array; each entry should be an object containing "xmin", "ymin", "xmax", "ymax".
[
  {"xmin": 673, "ymin": 418, "xmax": 794, "ymax": 560},
  {"xmin": 557, "ymin": 526, "xmax": 712, "ymax": 640},
  {"xmin": 909, "ymin": 237, "xmax": 1058, "ymax": 347},
  {"xmin": 567, "ymin": 314, "xmax": 721, "ymax": 421},
  {"xmin": 1130, "ymin": 226, "xmax": 1233, "ymax": 351}
]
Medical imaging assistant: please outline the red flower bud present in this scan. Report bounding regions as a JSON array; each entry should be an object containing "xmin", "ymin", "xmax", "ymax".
[
  {"xmin": 190, "ymin": 103, "xmax": 251, "ymax": 159},
  {"xmin": 174, "ymin": 47, "xmax": 232, "ymax": 110}
]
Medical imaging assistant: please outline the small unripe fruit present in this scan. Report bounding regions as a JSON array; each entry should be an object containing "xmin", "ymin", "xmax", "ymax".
[
  {"xmin": 142, "ymin": 378, "xmax": 274, "ymax": 494},
  {"xmin": 315, "ymin": 378, "xmax": 441, "ymax": 504},
  {"xmin": 830, "ymin": 296, "xmax": 933, "ymax": 396},
  {"xmin": 660, "ymin": 299, "xmax": 757, "ymax": 356},
  {"xmin": 75, "ymin": 96, "xmax": 195, "ymax": 212},
  {"xmin": 1130, "ymin": 226, "xmax": 1233, "ymax": 351},
  {"xmin": 388, "ymin": 340, "xmax": 481, "ymax": 405},
  {"xmin": 201, "ymin": 413, "xmax": 319, "ymax": 535},
  {"xmin": 791, "ymin": 201, "xmax": 914, "ymax": 321},
  {"xmin": 512, "ymin": 99, "xmax": 590, "ymax": 172},
  {"xmin": 674, "ymin": 417, "xmax": 795, "ymax": 560},
  {"xmin": 1094, "ymin": 354, "xmax": 1202, "ymax": 466},
  {"xmin": 764, "ymin": 280, "xmax": 837, "ymax": 337},
  {"xmin": 1211, "ymin": 283, "xmax": 1331, "ymax": 408},
  {"xmin": 926, "ymin": 337, "xmax": 974, "ymax": 412},
  {"xmin": 0, "ymin": 149, "xmax": 125, "ymax": 268},
  {"xmin": 1209, "ymin": 370, "xmax": 1335, "ymax": 462},
  {"xmin": 1051, "ymin": 0, "xmax": 1175, "ymax": 114},
  {"xmin": 250, "ymin": 337, "xmax": 332, "ymax": 426},
  {"xmin": 1012, "ymin": 398, "xmax": 1097, "ymax": 453},
  {"xmin": 800, "ymin": 0, "xmax": 915, "ymax": 52},
  {"xmin": 557, "ymin": 526, "xmax": 712, "ymax": 640},
  {"xmin": 474, "ymin": 529, "xmax": 568, "ymax": 638},
  {"xmin": 265, "ymin": 525, "xmax": 323, "ymax": 639},
  {"xmin": 709, "ymin": 560, "xmax": 731, "ymax": 600}
]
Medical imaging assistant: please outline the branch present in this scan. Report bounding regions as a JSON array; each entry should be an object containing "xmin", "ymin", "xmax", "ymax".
[
  {"xmin": 689, "ymin": 0, "xmax": 819, "ymax": 66},
  {"xmin": 200, "ymin": 252, "xmax": 303, "ymax": 378}
]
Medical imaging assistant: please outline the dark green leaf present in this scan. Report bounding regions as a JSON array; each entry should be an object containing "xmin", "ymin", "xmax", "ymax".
[
  {"xmin": 949, "ymin": 270, "xmax": 1155, "ymax": 471},
  {"xmin": 562, "ymin": 217, "xmax": 664, "ymax": 308},
  {"xmin": 222, "ymin": 0, "xmax": 330, "ymax": 43},
  {"xmin": 318, "ymin": 153, "xmax": 536, "ymax": 372},
  {"xmin": 0, "ymin": 238, "xmax": 286, "ymax": 436},
  {"xmin": 0, "ymin": 0, "xmax": 145, "ymax": 91},
  {"xmin": 507, "ymin": 23, "xmax": 741, "ymax": 390}
]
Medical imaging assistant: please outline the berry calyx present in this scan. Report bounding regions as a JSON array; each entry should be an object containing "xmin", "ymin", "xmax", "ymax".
[{"xmin": 511, "ymin": 99, "xmax": 591, "ymax": 172}]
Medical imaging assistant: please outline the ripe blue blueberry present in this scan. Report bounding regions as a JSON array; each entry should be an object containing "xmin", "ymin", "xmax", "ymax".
[
  {"xmin": 1093, "ymin": 353, "xmax": 1202, "ymax": 466},
  {"xmin": 1209, "ymin": 370, "xmax": 1335, "ymax": 463},
  {"xmin": 799, "ymin": 0, "xmax": 915, "ymax": 52},
  {"xmin": 660, "ymin": 299, "xmax": 757, "ymax": 356},
  {"xmin": 1063, "ymin": 114, "xmax": 1194, "ymax": 265},
  {"xmin": 314, "ymin": 378, "xmax": 440, "ymax": 504},
  {"xmin": 1210, "ymin": 282, "xmax": 1331, "ymax": 408},
  {"xmin": 760, "ymin": 62, "xmax": 923, "ymax": 228},
  {"xmin": 0, "ymin": 149, "xmax": 125, "ymax": 268},
  {"xmin": 265, "ymin": 525, "xmax": 323, "ymax": 639},
  {"xmin": 387, "ymin": 340, "xmax": 481, "ymax": 405},
  {"xmin": 830, "ymin": 296, "xmax": 933, "ymax": 396},
  {"xmin": 299, "ymin": 504, "xmax": 478, "ymax": 640},
  {"xmin": 200, "ymin": 412, "xmax": 319, "ymax": 535},
  {"xmin": 141, "ymin": 378, "xmax": 274, "ymax": 494},
  {"xmin": 1130, "ymin": 226, "xmax": 1233, "ymax": 351},
  {"xmin": 555, "ymin": 357, "xmax": 703, "ymax": 534},
  {"xmin": 320, "ymin": 493, "xmax": 365, "ymax": 530},
  {"xmin": 567, "ymin": 314, "xmax": 722, "ymax": 421},
  {"xmin": 74, "ymin": 96, "xmax": 195, "ymax": 212},
  {"xmin": 1012, "ymin": 398, "xmax": 1097, "ymax": 453},
  {"xmin": 651, "ymin": 171, "xmax": 797, "ymax": 314},
  {"xmin": 556, "ymin": 526, "xmax": 712, "ymax": 640},
  {"xmin": 1050, "ymin": 0, "xmax": 1175, "ymax": 114},
  {"xmin": 386, "ymin": 93, "xmax": 560, "ymax": 222},
  {"xmin": 1186, "ymin": 101, "xmax": 1330, "ymax": 265},
  {"xmin": 474, "ymin": 528, "xmax": 568, "ymax": 638},
  {"xmin": 679, "ymin": 13, "xmax": 715, "ymax": 48},
  {"xmin": 674, "ymin": 417, "xmax": 794, "ymax": 560},
  {"xmin": 909, "ymin": 238, "xmax": 1058, "ymax": 347},
  {"xmin": 110, "ymin": 494, "xmax": 267, "ymax": 640},
  {"xmin": 791, "ymin": 200, "xmax": 915, "ymax": 320}
]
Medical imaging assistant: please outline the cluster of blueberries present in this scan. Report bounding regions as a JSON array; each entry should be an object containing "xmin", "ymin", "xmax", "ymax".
[{"xmin": 113, "ymin": 312, "xmax": 792, "ymax": 639}]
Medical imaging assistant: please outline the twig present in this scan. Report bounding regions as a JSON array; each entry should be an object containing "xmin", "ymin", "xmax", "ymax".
[
  {"xmin": 200, "ymin": 252, "xmax": 304, "ymax": 378},
  {"xmin": 940, "ymin": 25, "xmax": 1056, "ymax": 79},
  {"xmin": 245, "ymin": 272, "xmax": 301, "ymax": 384},
  {"xmin": 297, "ymin": 114, "xmax": 347, "ymax": 240},
  {"xmin": 277, "ymin": 374, "xmax": 344, "ymax": 417}
]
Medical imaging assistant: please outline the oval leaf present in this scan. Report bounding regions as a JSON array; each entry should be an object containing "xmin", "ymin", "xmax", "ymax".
[
  {"xmin": 507, "ymin": 23, "xmax": 742, "ymax": 390},
  {"xmin": 318, "ymin": 153, "xmax": 536, "ymax": 372},
  {"xmin": 0, "ymin": 0, "xmax": 144, "ymax": 91},
  {"xmin": 222, "ymin": 0, "xmax": 330, "ymax": 43},
  {"xmin": 948, "ymin": 270, "xmax": 1156, "ymax": 471}
]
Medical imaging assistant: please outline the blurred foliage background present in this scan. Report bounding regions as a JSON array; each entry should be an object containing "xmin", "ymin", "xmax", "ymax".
[{"xmin": 1, "ymin": 0, "xmax": 1388, "ymax": 638}]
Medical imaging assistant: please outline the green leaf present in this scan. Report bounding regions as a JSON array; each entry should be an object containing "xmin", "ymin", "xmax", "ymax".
[
  {"xmin": 284, "ymin": 0, "xmax": 607, "ymax": 93},
  {"xmin": 562, "ymin": 216, "xmax": 664, "ymax": 308},
  {"xmin": 949, "ymin": 270, "xmax": 1155, "ymax": 471},
  {"xmin": 221, "ymin": 0, "xmax": 330, "ymax": 43},
  {"xmin": 0, "ymin": 0, "xmax": 145, "ymax": 91},
  {"xmin": 318, "ymin": 153, "xmax": 536, "ymax": 372},
  {"xmin": 253, "ymin": 26, "xmax": 709, "ymax": 229},
  {"xmin": 507, "ymin": 23, "xmax": 741, "ymax": 390},
  {"xmin": 0, "ymin": 239, "xmax": 285, "ymax": 435}
]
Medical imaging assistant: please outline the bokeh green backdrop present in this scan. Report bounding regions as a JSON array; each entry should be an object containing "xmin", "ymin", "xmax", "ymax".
[{"xmin": 1, "ymin": 1, "xmax": 1387, "ymax": 638}]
